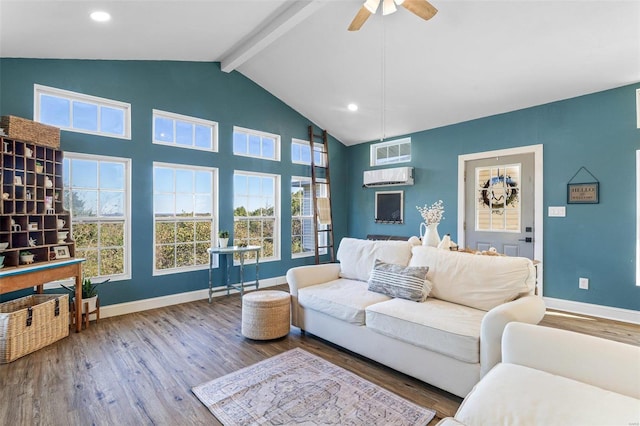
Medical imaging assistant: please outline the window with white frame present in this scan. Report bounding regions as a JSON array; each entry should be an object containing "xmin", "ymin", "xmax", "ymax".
[
  {"xmin": 153, "ymin": 163, "xmax": 216, "ymax": 274},
  {"xmin": 34, "ymin": 84, "xmax": 131, "ymax": 139},
  {"xmin": 370, "ymin": 137, "xmax": 411, "ymax": 166},
  {"xmin": 233, "ymin": 126, "xmax": 280, "ymax": 161},
  {"xmin": 637, "ymin": 150, "xmax": 640, "ymax": 285},
  {"xmin": 63, "ymin": 153, "xmax": 130, "ymax": 280},
  {"xmin": 291, "ymin": 139, "xmax": 326, "ymax": 166},
  {"xmin": 233, "ymin": 171, "xmax": 279, "ymax": 262},
  {"xmin": 636, "ymin": 88, "xmax": 640, "ymax": 128},
  {"xmin": 291, "ymin": 177, "xmax": 327, "ymax": 257},
  {"xmin": 152, "ymin": 109, "xmax": 218, "ymax": 152}
]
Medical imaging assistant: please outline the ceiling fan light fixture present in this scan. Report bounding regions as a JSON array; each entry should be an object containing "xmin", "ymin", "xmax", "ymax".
[
  {"xmin": 382, "ymin": 0, "xmax": 397, "ymax": 15},
  {"xmin": 363, "ymin": 0, "xmax": 380, "ymax": 14},
  {"xmin": 347, "ymin": 103, "xmax": 359, "ymax": 112}
]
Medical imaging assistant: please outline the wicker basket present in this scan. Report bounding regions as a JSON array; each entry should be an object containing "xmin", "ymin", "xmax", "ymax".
[
  {"xmin": 0, "ymin": 115, "xmax": 60, "ymax": 148},
  {"xmin": 0, "ymin": 294, "xmax": 69, "ymax": 363}
]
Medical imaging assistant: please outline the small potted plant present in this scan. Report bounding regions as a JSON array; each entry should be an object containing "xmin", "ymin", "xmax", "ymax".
[
  {"xmin": 61, "ymin": 277, "xmax": 110, "ymax": 314},
  {"xmin": 35, "ymin": 161, "xmax": 44, "ymax": 174},
  {"xmin": 19, "ymin": 250, "xmax": 35, "ymax": 264},
  {"xmin": 218, "ymin": 230, "xmax": 230, "ymax": 248}
]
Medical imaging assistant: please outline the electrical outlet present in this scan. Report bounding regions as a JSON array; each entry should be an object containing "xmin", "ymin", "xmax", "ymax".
[{"xmin": 579, "ymin": 277, "xmax": 589, "ymax": 290}]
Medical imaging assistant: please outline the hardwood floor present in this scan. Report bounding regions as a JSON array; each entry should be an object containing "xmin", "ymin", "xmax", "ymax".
[{"xmin": 1, "ymin": 288, "xmax": 638, "ymax": 426}]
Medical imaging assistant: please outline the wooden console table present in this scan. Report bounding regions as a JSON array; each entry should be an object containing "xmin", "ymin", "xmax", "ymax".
[{"xmin": 0, "ymin": 258, "xmax": 86, "ymax": 332}]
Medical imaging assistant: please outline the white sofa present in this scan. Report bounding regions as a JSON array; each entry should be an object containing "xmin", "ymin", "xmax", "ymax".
[
  {"xmin": 286, "ymin": 237, "xmax": 546, "ymax": 397},
  {"xmin": 438, "ymin": 322, "xmax": 640, "ymax": 425}
]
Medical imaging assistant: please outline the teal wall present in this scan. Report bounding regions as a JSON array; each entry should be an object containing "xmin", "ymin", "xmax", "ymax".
[
  {"xmin": 347, "ymin": 83, "xmax": 640, "ymax": 311},
  {"xmin": 0, "ymin": 58, "xmax": 348, "ymax": 305},
  {"xmin": 1, "ymin": 58, "xmax": 638, "ymax": 313}
]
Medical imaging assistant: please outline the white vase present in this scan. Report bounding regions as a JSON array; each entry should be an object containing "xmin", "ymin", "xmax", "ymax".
[
  {"xmin": 75, "ymin": 295, "xmax": 98, "ymax": 313},
  {"xmin": 218, "ymin": 238, "xmax": 229, "ymax": 248},
  {"xmin": 421, "ymin": 223, "xmax": 441, "ymax": 247}
]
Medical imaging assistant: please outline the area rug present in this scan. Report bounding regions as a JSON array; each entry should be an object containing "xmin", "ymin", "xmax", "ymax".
[{"xmin": 192, "ymin": 348, "xmax": 436, "ymax": 425}]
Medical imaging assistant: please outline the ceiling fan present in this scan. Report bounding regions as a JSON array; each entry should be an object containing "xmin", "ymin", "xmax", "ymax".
[{"xmin": 348, "ymin": 0, "xmax": 438, "ymax": 31}]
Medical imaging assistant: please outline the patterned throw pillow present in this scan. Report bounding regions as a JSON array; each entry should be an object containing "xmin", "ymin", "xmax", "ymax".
[{"xmin": 367, "ymin": 259, "xmax": 431, "ymax": 302}]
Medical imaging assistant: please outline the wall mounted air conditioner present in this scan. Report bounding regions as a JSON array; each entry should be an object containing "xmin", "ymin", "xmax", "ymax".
[{"xmin": 363, "ymin": 167, "xmax": 414, "ymax": 187}]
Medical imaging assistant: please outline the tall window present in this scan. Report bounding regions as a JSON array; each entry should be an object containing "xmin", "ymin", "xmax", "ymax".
[
  {"xmin": 153, "ymin": 163, "xmax": 216, "ymax": 274},
  {"xmin": 291, "ymin": 139, "xmax": 326, "ymax": 166},
  {"xmin": 291, "ymin": 177, "xmax": 327, "ymax": 257},
  {"xmin": 152, "ymin": 109, "xmax": 218, "ymax": 152},
  {"xmin": 637, "ymin": 150, "xmax": 640, "ymax": 286},
  {"xmin": 63, "ymin": 153, "xmax": 130, "ymax": 280},
  {"xmin": 370, "ymin": 138, "xmax": 411, "ymax": 166},
  {"xmin": 34, "ymin": 84, "xmax": 131, "ymax": 139},
  {"xmin": 233, "ymin": 171, "xmax": 279, "ymax": 262},
  {"xmin": 233, "ymin": 126, "xmax": 280, "ymax": 161}
]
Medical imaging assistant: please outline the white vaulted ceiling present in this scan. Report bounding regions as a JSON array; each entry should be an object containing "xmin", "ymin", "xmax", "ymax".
[{"xmin": 1, "ymin": 0, "xmax": 638, "ymax": 145}]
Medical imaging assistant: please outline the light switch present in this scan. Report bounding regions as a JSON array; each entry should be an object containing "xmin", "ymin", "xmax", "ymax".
[{"xmin": 548, "ymin": 206, "xmax": 566, "ymax": 217}]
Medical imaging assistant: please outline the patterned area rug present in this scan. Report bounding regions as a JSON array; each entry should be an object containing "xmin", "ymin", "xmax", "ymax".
[{"xmin": 192, "ymin": 348, "xmax": 436, "ymax": 425}]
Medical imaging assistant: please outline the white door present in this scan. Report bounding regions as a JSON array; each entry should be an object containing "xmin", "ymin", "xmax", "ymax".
[{"xmin": 464, "ymin": 153, "xmax": 535, "ymax": 259}]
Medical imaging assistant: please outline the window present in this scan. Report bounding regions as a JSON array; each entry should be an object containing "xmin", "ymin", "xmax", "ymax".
[
  {"xmin": 475, "ymin": 164, "xmax": 521, "ymax": 232},
  {"xmin": 233, "ymin": 126, "xmax": 280, "ymax": 161},
  {"xmin": 637, "ymin": 150, "xmax": 640, "ymax": 285},
  {"xmin": 291, "ymin": 177, "xmax": 327, "ymax": 257},
  {"xmin": 636, "ymin": 88, "xmax": 640, "ymax": 129},
  {"xmin": 34, "ymin": 84, "xmax": 131, "ymax": 139},
  {"xmin": 370, "ymin": 138, "xmax": 411, "ymax": 166},
  {"xmin": 291, "ymin": 139, "xmax": 326, "ymax": 166},
  {"xmin": 153, "ymin": 163, "xmax": 216, "ymax": 274},
  {"xmin": 233, "ymin": 171, "xmax": 279, "ymax": 262},
  {"xmin": 152, "ymin": 109, "xmax": 217, "ymax": 152},
  {"xmin": 63, "ymin": 153, "xmax": 130, "ymax": 280}
]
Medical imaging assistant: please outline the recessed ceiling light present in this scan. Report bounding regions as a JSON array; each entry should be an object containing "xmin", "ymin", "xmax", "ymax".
[
  {"xmin": 90, "ymin": 11, "xmax": 111, "ymax": 22},
  {"xmin": 347, "ymin": 103, "xmax": 358, "ymax": 112}
]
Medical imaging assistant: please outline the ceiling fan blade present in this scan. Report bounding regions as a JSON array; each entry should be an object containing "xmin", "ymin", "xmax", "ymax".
[
  {"xmin": 348, "ymin": 5, "xmax": 373, "ymax": 31},
  {"xmin": 400, "ymin": 0, "xmax": 438, "ymax": 21}
]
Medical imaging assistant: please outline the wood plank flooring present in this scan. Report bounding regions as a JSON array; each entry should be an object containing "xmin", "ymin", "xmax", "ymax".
[{"xmin": 1, "ymin": 288, "xmax": 638, "ymax": 426}]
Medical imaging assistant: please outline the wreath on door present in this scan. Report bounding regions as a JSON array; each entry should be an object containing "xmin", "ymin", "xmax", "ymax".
[{"xmin": 480, "ymin": 175, "xmax": 519, "ymax": 209}]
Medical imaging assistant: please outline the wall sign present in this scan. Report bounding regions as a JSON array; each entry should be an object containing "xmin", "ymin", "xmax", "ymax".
[
  {"xmin": 567, "ymin": 167, "xmax": 599, "ymax": 204},
  {"xmin": 567, "ymin": 182, "xmax": 599, "ymax": 204}
]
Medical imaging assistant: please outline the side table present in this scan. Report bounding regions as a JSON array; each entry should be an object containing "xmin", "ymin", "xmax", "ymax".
[{"xmin": 207, "ymin": 245, "xmax": 261, "ymax": 302}]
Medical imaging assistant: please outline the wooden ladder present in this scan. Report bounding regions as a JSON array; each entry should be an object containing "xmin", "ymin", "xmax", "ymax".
[{"xmin": 308, "ymin": 125, "xmax": 335, "ymax": 264}]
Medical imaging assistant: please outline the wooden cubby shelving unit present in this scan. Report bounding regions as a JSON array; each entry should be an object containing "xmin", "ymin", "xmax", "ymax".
[{"xmin": 1, "ymin": 136, "xmax": 74, "ymax": 269}]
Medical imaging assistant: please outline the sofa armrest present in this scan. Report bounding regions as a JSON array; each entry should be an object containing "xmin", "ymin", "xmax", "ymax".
[
  {"xmin": 480, "ymin": 295, "xmax": 546, "ymax": 377},
  {"xmin": 286, "ymin": 263, "xmax": 341, "ymax": 297},
  {"xmin": 503, "ymin": 322, "xmax": 640, "ymax": 399},
  {"xmin": 286, "ymin": 263, "xmax": 341, "ymax": 329}
]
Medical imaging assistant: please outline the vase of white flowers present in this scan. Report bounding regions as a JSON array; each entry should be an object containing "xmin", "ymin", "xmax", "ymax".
[{"xmin": 417, "ymin": 200, "xmax": 444, "ymax": 247}]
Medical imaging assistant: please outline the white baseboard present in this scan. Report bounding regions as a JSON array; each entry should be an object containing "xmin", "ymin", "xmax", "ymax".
[
  {"xmin": 543, "ymin": 297, "xmax": 640, "ymax": 325},
  {"xmin": 99, "ymin": 276, "xmax": 287, "ymax": 319}
]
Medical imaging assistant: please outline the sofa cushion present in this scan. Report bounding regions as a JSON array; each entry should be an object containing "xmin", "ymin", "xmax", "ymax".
[
  {"xmin": 409, "ymin": 246, "xmax": 535, "ymax": 311},
  {"xmin": 455, "ymin": 363, "xmax": 640, "ymax": 426},
  {"xmin": 297, "ymin": 278, "xmax": 391, "ymax": 325},
  {"xmin": 368, "ymin": 260, "xmax": 431, "ymax": 302},
  {"xmin": 365, "ymin": 298, "xmax": 484, "ymax": 363},
  {"xmin": 337, "ymin": 237, "xmax": 413, "ymax": 282}
]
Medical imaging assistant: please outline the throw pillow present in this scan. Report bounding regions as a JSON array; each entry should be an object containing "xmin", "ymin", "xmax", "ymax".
[{"xmin": 368, "ymin": 259, "xmax": 431, "ymax": 302}]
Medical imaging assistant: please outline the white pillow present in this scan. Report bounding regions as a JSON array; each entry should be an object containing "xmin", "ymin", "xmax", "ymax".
[
  {"xmin": 409, "ymin": 246, "xmax": 535, "ymax": 311},
  {"xmin": 337, "ymin": 238, "xmax": 413, "ymax": 282}
]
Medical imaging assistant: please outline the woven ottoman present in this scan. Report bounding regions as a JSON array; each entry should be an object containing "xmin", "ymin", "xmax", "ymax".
[{"xmin": 241, "ymin": 290, "xmax": 291, "ymax": 340}]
